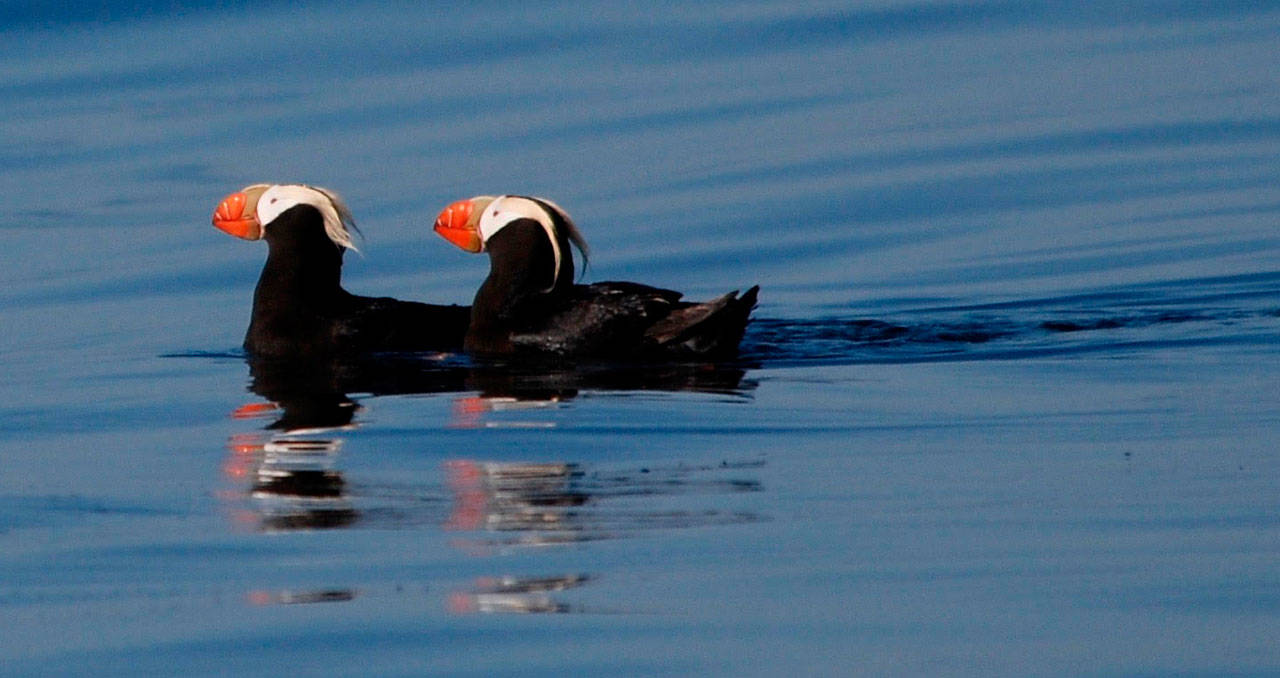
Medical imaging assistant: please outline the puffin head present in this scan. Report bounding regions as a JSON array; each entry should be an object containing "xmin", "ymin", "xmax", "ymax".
[
  {"xmin": 433, "ymin": 195, "xmax": 589, "ymax": 290},
  {"xmin": 212, "ymin": 183, "xmax": 359, "ymax": 251}
]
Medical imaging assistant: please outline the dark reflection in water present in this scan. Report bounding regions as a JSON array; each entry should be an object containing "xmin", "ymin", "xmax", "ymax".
[
  {"xmin": 243, "ymin": 438, "xmax": 355, "ymax": 532},
  {"xmin": 245, "ymin": 353, "xmax": 756, "ymax": 404},
  {"xmin": 222, "ymin": 355, "xmax": 764, "ymax": 612},
  {"xmin": 247, "ymin": 588, "xmax": 357, "ymax": 606},
  {"xmin": 224, "ymin": 392, "xmax": 358, "ymax": 532},
  {"xmin": 225, "ymin": 353, "xmax": 756, "ymax": 527}
]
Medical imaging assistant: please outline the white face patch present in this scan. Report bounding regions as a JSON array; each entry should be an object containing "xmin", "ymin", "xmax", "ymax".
[
  {"xmin": 256, "ymin": 184, "xmax": 359, "ymax": 251},
  {"xmin": 477, "ymin": 195, "xmax": 565, "ymax": 292}
]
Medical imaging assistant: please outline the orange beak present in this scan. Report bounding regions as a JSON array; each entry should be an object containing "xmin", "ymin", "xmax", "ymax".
[
  {"xmin": 212, "ymin": 187, "xmax": 267, "ymax": 240},
  {"xmin": 433, "ymin": 199, "xmax": 483, "ymax": 253}
]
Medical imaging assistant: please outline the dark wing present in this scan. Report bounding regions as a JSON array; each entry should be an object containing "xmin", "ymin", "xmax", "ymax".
[
  {"xmin": 510, "ymin": 282, "xmax": 682, "ymax": 357},
  {"xmin": 511, "ymin": 282, "xmax": 758, "ymax": 360},
  {"xmin": 645, "ymin": 285, "xmax": 759, "ymax": 359}
]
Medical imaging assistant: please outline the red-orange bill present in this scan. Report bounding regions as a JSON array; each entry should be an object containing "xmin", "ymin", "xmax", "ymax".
[
  {"xmin": 212, "ymin": 190, "xmax": 262, "ymax": 240},
  {"xmin": 433, "ymin": 199, "xmax": 483, "ymax": 253}
]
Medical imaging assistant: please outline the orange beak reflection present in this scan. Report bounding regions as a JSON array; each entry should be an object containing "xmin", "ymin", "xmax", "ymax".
[
  {"xmin": 433, "ymin": 199, "xmax": 483, "ymax": 253},
  {"xmin": 212, "ymin": 187, "xmax": 266, "ymax": 240}
]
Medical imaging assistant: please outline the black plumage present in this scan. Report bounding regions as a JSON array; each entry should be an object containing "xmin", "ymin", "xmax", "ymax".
[
  {"xmin": 244, "ymin": 204, "xmax": 469, "ymax": 358},
  {"xmin": 455, "ymin": 199, "xmax": 758, "ymax": 360}
]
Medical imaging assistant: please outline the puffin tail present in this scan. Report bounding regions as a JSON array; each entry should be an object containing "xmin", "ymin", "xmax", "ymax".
[{"xmin": 646, "ymin": 285, "xmax": 760, "ymax": 359}]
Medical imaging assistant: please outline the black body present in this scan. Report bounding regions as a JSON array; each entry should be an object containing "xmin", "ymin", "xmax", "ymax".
[
  {"xmin": 465, "ymin": 216, "xmax": 758, "ymax": 360},
  {"xmin": 244, "ymin": 204, "xmax": 470, "ymax": 358}
]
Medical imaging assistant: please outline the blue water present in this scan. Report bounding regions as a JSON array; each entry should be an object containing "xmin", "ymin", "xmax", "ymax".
[{"xmin": 3, "ymin": 2, "xmax": 1280, "ymax": 675}]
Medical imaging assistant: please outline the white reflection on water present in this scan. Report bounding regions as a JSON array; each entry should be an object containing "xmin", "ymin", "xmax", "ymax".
[{"xmin": 448, "ymin": 574, "xmax": 593, "ymax": 616}]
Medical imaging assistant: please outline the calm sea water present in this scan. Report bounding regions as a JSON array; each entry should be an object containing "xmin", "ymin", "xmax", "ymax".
[{"xmin": 2, "ymin": 2, "xmax": 1279, "ymax": 676}]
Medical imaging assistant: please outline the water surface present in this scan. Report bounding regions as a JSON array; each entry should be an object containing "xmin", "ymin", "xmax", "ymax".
[{"xmin": 2, "ymin": 2, "xmax": 1279, "ymax": 676}]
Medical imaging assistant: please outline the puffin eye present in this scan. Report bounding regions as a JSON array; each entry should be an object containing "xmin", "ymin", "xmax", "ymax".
[{"xmin": 270, "ymin": 198, "xmax": 278, "ymax": 204}]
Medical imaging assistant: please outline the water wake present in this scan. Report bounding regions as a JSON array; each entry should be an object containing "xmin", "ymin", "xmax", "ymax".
[{"xmin": 744, "ymin": 271, "xmax": 1280, "ymax": 366}]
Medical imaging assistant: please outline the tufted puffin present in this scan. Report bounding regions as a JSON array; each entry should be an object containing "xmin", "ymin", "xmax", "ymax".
[
  {"xmin": 433, "ymin": 195, "xmax": 758, "ymax": 360},
  {"xmin": 212, "ymin": 184, "xmax": 470, "ymax": 358}
]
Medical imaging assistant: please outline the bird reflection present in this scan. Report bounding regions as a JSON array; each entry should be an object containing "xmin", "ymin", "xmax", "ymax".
[
  {"xmin": 439, "ymin": 456, "xmax": 764, "ymax": 614},
  {"xmin": 442, "ymin": 457, "xmax": 765, "ymax": 552},
  {"xmin": 222, "ymin": 353, "xmax": 760, "ymax": 611},
  {"xmin": 247, "ymin": 588, "xmax": 357, "ymax": 606},
  {"xmin": 223, "ymin": 355, "xmax": 754, "ymax": 532},
  {"xmin": 448, "ymin": 574, "xmax": 591, "ymax": 615},
  {"xmin": 444, "ymin": 460, "xmax": 590, "ymax": 542},
  {"xmin": 224, "ymin": 402, "xmax": 357, "ymax": 532},
  {"xmin": 251, "ymin": 439, "xmax": 355, "ymax": 530}
]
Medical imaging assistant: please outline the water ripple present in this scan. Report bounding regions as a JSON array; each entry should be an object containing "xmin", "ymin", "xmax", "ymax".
[{"xmin": 745, "ymin": 271, "xmax": 1280, "ymax": 365}]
